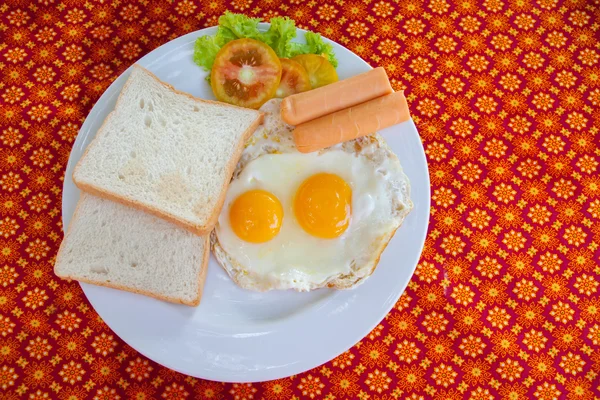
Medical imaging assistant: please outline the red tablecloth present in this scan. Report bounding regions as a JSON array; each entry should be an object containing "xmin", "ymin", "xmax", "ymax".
[{"xmin": 1, "ymin": 0, "xmax": 599, "ymax": 398}]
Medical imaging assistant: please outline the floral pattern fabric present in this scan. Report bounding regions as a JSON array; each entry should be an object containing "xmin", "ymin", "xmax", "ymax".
[{"xmin": 1, "ymin": 0, "xmax": 599, "ymax": 398}]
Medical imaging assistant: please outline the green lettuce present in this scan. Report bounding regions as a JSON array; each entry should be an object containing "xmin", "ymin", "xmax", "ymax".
[
  {"xmin": 193, "ymin": 35, "xmax": 221, "ymax": 71},
  {"xmin": 260, "ymin": 16, "xmax": 297, "ymax": 58},
  {"xmin": 289, "ymin": 32, "xmax": 338, "ymax": 67},
  {"xmin": 215, "ymin": 12, "xmax": 262, "ymax": 45},
  {"xmin": 193, "ymin": 12, "xmax": 338, "ymax": 71}
]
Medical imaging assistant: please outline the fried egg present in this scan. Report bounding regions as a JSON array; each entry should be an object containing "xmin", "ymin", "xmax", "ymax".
[{"xmin": 211, "ymin": 99, "xmax": 412, "ymax": 291}]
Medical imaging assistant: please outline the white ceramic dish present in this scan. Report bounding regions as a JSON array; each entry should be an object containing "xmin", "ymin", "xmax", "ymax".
[{"xmin": 62, "ymin": 24, "xmax": 430, "ymax": 382}]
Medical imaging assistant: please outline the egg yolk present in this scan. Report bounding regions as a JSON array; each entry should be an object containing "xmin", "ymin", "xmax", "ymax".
[
  {"xmin": 294, "ymin": 173, "xmax": 352, "ymax": 239},
  {"xmin": 229, "ymin": 190, "xmax": 283, "ymax": 243}
]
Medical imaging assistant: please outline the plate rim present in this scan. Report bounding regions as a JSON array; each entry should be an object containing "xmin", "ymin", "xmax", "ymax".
[{"xmin": 62, "ymin": 24, "xmax": 431, "ymax": 382}]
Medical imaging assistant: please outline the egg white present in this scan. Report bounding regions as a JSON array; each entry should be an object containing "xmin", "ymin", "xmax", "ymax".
[{"xmin": 212, "ymin": 99, "xmax": 412, "ymax": 291}]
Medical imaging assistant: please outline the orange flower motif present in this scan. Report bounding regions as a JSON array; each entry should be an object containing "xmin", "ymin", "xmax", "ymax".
[
  {"xmin": 446, "ymin": 259, "xmax": 472, "ymax": 282},
  {"xmin": 491, "ymin": 331, "xmax": 519, "ymax": 357},
  {"xmin": 534, "ymin": 382, "xmax": 561, "ymax": 400},
  {"xmin": 502, "ymin": 230, "xmax": 526, "ymax": 250},
  {"xmin": 489, "ymin": 159, "xmax": 512, "ymax": 180},
  {"xmin": 581, "ymin": 176, "xmax": 600, "ymax": 197},
  {"xmin": 92, "ymin": 333, "xmax": 117, "ymax": 357},
  {"xmin": 495, "ymin": 358, "xmax": 523, "ymax": 382},
  {"xmin": 550, "ymin": 301, "xmax": 575, "ymax": 323},
  {"xmin": 579, "ymin": 298, "xmax": 600, "ymax": 321},
  {"xmin": 432, "ymin": 187, "xmax": 456, "ymax": 208},
  {"xmin": 24, "ymin": 362, "xmax": 53, "ymax": 388},
  {"xmin": 484, "ymin": 138, "xmax": 508, "ymax": 158},
  {"xmin": 417, "ymin": 285, "xmax": 446, "ymax": 309},
  {"xmin": 565, "ymin": 377, "xmax": 593, "ymax": 400},
  {"xmin": 163, "ymin": 382, "xmax": 189, "ymax": 399},
  {"xmin": 451, "ymin": 284, "xmax": 475, "ymax": 305},
  {"xmin": 537, "ymin": 251, "xmax": 563, "ymax": 273},
  {"xmin": 458, "ymin": 162, "xmax": 482, "ymax": 182},
  {"xmin": 442, "ymin": 76, "xmax": 466, "ymax": 95},
  {"xmin": 517, "ymin": 158, "xmax": 541, "ymax": 178},
  {"xmin": 330, "ymin": 371, "xmax": 359, "ymax": 397},
  {"xmin": 575, "ymin": 154, "xmax": 598, "ymax": 174},
  {"xmin": 417, "ymin": 98, "xmax": 440, "ymax": 117},
  {"xmin": 425, "ymin": 337, "xmax": 453, "ymax": 362},
  {"xmin": 533, "ymin": 227, "xmax": 559, "ymax": 250},
  {"xmin": 394, "ymin": 339, "xmax": 421, "ymax": 363},
  {"xmin": 528, "ymin": 354, "xmax": 555, "ymax": 380},
  {"xmin": 462, "ymin": 360, "xmax": 490, "ymax": 385},
  {"xmin": 415, "ymin": 260, "xmax": 440, "ymax": 283},
  {"xmin": 454, "ymin": 138, "xmax": 479, "ymax": 161},
  {"xmin": 58, "ymin": 360, "xmax": 85, "ymax": 385},
  {"xmin": 22, "ymin": 311, "xmax": 48, "ymax": 333},
  {"xmin": 493, "ymin": 183, "xmax": 517, "ymax": 203},
  {"xmin": 543, "ymin": 275, "xmax": 569, "ymax": 299},
  {"xmin": 555, "ymin": 200, "xmax": 582, "ymax": 223},
  {"xmin": 365, "ymin": 369, "xmax": 392, "ymax": 393},
  {"xmin": 531, "ymin": 93, "xmax": 555, "ymax": 112},
  {"xmin": 359, "ymin": 341, "xmax": 390, "ymax": 368},
  {"xmin": 574, "ymin": 274, "xmax": 599, "ymax": 296},
  {"xmin": 559, "ymin": 352, "xmax": 585, "ymax": 375},
  {"xmin": 498, "ymin": 383, "xmax": 528, "ymax": 400},
  {"xmin": 92, "ymin": 358, "xmax": 120, "ymax": 385},
  {"xmin": 563, "ymin": 225, "xmax": 588, "ymax": 247},
  {"xmin": 487, "ymin": 306, "xmax": 511, "ymax": 329},
  {"xmin": 523, "ymin": 52, "xmax": 546, "ymax": 69},
  {"xmin": 455, "ymin": 308, "xmax": 483, "ymax": 333},
  {"xmin": 471, "ymin": 232, "xmax": 499, "ymax": 254},
  {"xmin": 431, "ymin": 364, "xmax": 456, "ymax": 388},
  {"xmin": 434, "ymin": 388, "xmax": 462, "ymax": 400},
  {"xmin": 459, "ymin": 334, "xmax": 486, "ymax": 357},
  {"xmin": 422, "ymin": 311, "xmax": 449, "ymax": 334},
  {"xmin": 516, "ymin": 303, "xmax": 545, "ymax": 328},
  {"xmin": 440, "ymin": 234, "xmax": 465, "ymax": 256},
  {"xmin": 412, "ymin": 77, "xmax": 438, "ymax": 96},
  {"xmin": 513, "ymin": 279, "xmax": 539, "ymax": 301},
  {"xmin": 467, "ymin": 208, "xmax": 491, "ymax": 230},
  {"xmin": 480, "ymin": 280, "xmax": 508, "ymax": 304},
  {"xmin": 436, "ymin": 210, "xmax": 462, "ymax": 232},
  {"xmin": 331, "ymin": 350, "xmax": 355, "ymax": 370},
  {"xmin": 553, "ymin": 326, "xmax": 583, "ymax": 350}
]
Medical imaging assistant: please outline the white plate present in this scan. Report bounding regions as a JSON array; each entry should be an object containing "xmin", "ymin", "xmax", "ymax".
[{"xmin": 62, "ymin": 24, "xmax": 430, "ymax": 382}]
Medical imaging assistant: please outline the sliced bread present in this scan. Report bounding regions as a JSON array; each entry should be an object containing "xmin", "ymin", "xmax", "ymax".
[
  {"xmin": 73, "ymin": 65, "xmax": 263, "ymax": 234},
  {"xmin": 55, "ymin": 193, "xmax": 209, "ymax": 306}
]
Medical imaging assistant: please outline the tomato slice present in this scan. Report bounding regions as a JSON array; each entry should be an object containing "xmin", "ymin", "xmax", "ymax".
[
  {"xmin": 275, "ymin": 58, "xmax": 312, "ymax": 98},
  {"xmin": 211, "ymin": 38, "xmax": 282, "ymax": 109},
  {"xmin": 291, "ymin": 54, "xmax": 338, "ymax": 89}
]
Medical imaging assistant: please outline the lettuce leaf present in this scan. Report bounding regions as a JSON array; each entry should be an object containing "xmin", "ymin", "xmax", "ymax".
[
  {"xmin": 193, "ymin": 35, "xmax": 221, "ymax": 71},
  {"xmin": 289, "ymin": 32, "xmax": 338, "ymax": 67},
  {"xmin": 193, "ymin": 13, "xmax": 339, "ymax": 71},
  {"xmin": 215, "ymin": 12, "xmax": 262, "ymax": 46},
  {"xmin": 260, "ymin": 17, "xmax": 297, "ymax": 58}
]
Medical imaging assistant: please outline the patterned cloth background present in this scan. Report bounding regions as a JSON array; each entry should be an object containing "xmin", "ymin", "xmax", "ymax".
[{"xmin": 1, "ymin": 0, "xmax": 599, "ymax": 398}]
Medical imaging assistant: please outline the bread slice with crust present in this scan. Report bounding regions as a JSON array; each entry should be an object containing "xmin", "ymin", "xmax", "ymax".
[
  {"xmin": 55, "ymin": 193, "xmax": 209, "ymax": 306},
  {"xmin": 73, "ymin": 65, "xmax": 263, "ymax": 234}
]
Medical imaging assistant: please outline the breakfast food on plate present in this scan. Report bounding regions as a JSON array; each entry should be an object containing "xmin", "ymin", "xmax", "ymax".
[
  {"xmin": 291, "ymin": 54, "xmax": 339, "ymax": 89},
  {"xmin": 211, "ymin": 38, "xmax": 283, "ymax": 109},
  {"xmin": 293, "ymin": 91, "xmax": 410, "ymax": 153},
  {"xmin": 72, "ymin": 65, "xmax": 263, "ymax": 234},
  {"xmin": 55, "ymin": 193, "xmax": 209, "ymax": 306},
  {"xmin": 280, "ymin": 67, "xmax": 393, "ymax": 125},
  {"xmin": 58, "ymin": 10, "xmax": 414, "ymax": 302},
  {"xmin": 193, "ymin": 13, "xmax": 339, "ymax": 106},
  {"xmin": 276, "ymin": 58, "xmax": 312, "ymax": 98},
  {"xmin": 211, "ymin": 99, "xmax": 413, "ymax": 292}
]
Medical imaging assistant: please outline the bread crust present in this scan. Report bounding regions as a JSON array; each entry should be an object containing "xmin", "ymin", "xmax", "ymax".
[
  {"xmin": 72, "ymin": 64, "xmax": 264, "ymax": 235},
  {"xmin": 54, "ymin": 194, "xmax": 210, "ymax": 306}
]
